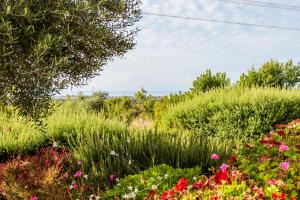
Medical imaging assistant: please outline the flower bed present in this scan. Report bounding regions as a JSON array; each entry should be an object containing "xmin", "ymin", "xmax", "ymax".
[{"xmin": 140, "ymin": 119, "xmax": 300, "ymax": 199}]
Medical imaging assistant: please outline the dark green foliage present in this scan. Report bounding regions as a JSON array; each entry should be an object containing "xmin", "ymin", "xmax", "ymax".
[
  {"xmin": 238, "ymin": 60, "xmax": 300, "ymax": 88},
  {"xmin": 191, "ymin": 69, "xmax": 230, "ymax": 93},
  {"xmin": 0, "ymin": 0, "xmax": 141, "ymax": 121},
  {"xmin": 103, "ymin": 96, "xmax": 138, "ymax": 123},
  {"xmin": 133, "ymin": 88, "xmax": 156, "ymax": 118},
  {"xmin": 103, "ymin": 164, "xmax": 201, "ymax": 199},
  {"xmin": 86, "ymin": 91, "xmax": 108, "ymax": 112},
  {"xmin": 160, "ymin": 88, "xmax": 300, "ymax": 141}
]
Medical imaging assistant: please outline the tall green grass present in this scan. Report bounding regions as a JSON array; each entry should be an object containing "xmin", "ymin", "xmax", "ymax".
[
  {"xmin": 68, "ymin": 126, "xmax": 233, "ymax": 188},
  {"xmin": 159, "ymin": 87, "xmax": 300, "ymax": 140}
]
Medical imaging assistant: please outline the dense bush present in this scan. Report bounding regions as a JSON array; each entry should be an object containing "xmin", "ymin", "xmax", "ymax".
[
  {"xmin": 103, "ymin": 164, "xmax": 201, "ymax": 199},
  {"xmin": 160, "ymin": 88, "xmax": 300, "ymax": 141}
]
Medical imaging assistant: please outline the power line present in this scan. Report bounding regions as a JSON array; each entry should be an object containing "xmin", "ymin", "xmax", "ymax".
[
  {"xmin": 143, "ymin": 12, "xmax": 300, "ymax": 32},
  {"xmin": 238, "ymin": 0, "xmax": 300, "ymax": 8},
  {"xmin": 212, "ymin": 0, "xmax": 300, "ymax": 11}
]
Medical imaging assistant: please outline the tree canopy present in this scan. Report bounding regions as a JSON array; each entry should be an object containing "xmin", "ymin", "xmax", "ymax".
[
  {"xmin": 238, "ymin": 60, "xmax": 300, "ymax": 88},
  {"xmin": 0, "ymin": 0, "xmax": 141, "ymax": 121},
  {"xmin": 191, "ymin": 69, "xmax": 230, "ymax": 93}
]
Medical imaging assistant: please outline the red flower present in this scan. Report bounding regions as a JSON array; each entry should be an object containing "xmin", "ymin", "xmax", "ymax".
[
  {"xmin": 161, "ymin": 189, "xmax": 174, "ymax": 200},
  {"xmin": 148, "ymin": 190, "xmax": 156, "ymax": 198},
  {"xmin": 192, "ymin": 180, "xmax": 204, "ymax": 190},
  {"xmin": 214, "ymin": 170, "xmax": 231, "ymax": 184},
  {"xmin": 280, "ymin": 192, "xmax": 285, "ymax": 200},
  {"xmin": 175, "ymin": 177, "xmax": 188, "ymax": 192},
  {"xmin": 271, "ymin": 192, "xmax": 285, "ymax": 199},
  {"xmin": 278, "ymin": 130, "xmax": 285, "ymax": 136},
  {"xmin": 229, "ymin": 155, "xmax": 236, "ymax": 163}
]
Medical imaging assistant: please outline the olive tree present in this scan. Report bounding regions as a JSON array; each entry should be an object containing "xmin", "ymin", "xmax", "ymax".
[{"xmin": 0, "ymin": 0, "xmax": 141, "ymax": 121}]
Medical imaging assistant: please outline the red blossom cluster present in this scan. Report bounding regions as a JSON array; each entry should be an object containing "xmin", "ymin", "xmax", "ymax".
[{"xmin": 0, "ymin": 147, "xmax": 86, "ymax": 199}]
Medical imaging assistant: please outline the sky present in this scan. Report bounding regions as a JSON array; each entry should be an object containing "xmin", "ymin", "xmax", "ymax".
[{"xmin": 62, "ymin": 0, "xmax": 300, "ymax": 96}]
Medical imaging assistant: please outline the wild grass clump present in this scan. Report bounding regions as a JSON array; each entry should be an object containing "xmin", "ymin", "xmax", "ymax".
[
  {"xmin": 68, "ymin": 126, "xmax": 233, "ymax": 188},
  {"xmin": 159, "ymin": 87, "xmax": 300, "ymax": 141}
]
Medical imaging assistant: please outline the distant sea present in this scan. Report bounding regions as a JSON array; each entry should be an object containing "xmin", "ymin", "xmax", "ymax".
[{"xmin": 54, "ymin": 91, "xmax": 182, "ymax": 99}]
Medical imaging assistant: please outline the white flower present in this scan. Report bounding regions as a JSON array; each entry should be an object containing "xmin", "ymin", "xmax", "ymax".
[
  {"xmin": 110, "ymin": 150, "xmax": 118, "ymax": 156},
  {"xmin": 83, "ymin": 174, "xmax": 88, "ymax": 179},
  {"xmin": 128, "ymin": 186, "xmax": 133, "ymax": 191},
  {"xmin": 140, "ymin": 178, "xmax": 144, "ymax": 183},
  {"xmin": 128, "ymin": 160, "xmax": 132, "ymax": 165},
  {"xmin": 52, "ymin": 141, "xmax": 59, "ymax": 147},
  {"xmin": 128, "ymin": 192, "xmax": 136, "ymax": 198},
  {"xmin": 164, "ymin": 174, "xmax": 168, "ymax": 179},
  {"xmin": 134, "ymin": 188, "xmax": 139, "ymax": 193},
  {"xmin": 192, "ymin": 176, "xmax": 197, "ymax": 181},
  {"xmin": 187, "ymin": 185, "xmax": 192, "ymax": 190},
  {"xmin": 89, "ymin": 194, "xmax": 95, "ymax": 200},
  {"xmin": 116, "ymin": 178, "xmax": 120, "ymax": 183},
  {"xmin": 151, "ymin": 185, "xmax": 157, "ymax": 190},
  {"xmin": 95, "ymin": 196, "xmax": 100, "ymax": 200},
  {"xmin": 126, "ymin": 139, "xmax": 130, "ymax": 143},
  {"xmin": 69, "ymin": 184, "xmax": 74, "ymax": 190},
  {"xmin": 122, "ymin": 194, "xmax": 129, "ymax": 199}
]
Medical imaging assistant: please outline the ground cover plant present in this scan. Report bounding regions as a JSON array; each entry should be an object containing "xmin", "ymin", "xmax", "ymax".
[{"xmin": 160, "ymin": 87, "xmax": 300, "ymax": 141}]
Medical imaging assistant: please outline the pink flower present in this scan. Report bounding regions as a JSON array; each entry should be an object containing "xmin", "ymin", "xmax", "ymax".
[
  {"xmin": 279, "ymin": 162, "xmax": 289, "ymax": 171},
  {"xmin": 211, "ymin": 154, "xmax": 220, "ymax": 160},
  {"xmin": 108, "ymin": 174, "xmax": 117, "ymax": 184},
  {"xmin": 279, "ymin": 144, "xmax": 289, "ymax": 152},
  {"xmin": 77, "ymin": 160, "xmax": 82, "ymax": 165},
  {"xmin": 29, "ymin": 196, "xmax": 38, "ymax": 200},
  {"xmin": 267, "ymin": 179, "xmax": 277, "ymax": 185},
  {"xmin": 74, "ymin": 171, "xmax": 82, "ymax": 178},
  {"xmin": 219, "ymin": 163, "xmax": 229, "ymax": 171},
  {"xmin": 44, "ymin": 159, "xmax": 49, "ymax": 167}
]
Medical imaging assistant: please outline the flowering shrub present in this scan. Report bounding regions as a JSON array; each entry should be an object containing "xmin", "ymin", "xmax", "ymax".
[{"xmin": 0, "ymin": 147, "xmax": 91, "ymax": 199}]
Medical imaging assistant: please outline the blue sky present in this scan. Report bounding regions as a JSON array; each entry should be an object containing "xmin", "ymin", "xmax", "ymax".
[{"xmin": 63, "ymin": 0, "xmax": 300, "ymax": 96}]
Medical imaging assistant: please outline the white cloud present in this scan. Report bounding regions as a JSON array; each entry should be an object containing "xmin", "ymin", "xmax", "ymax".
[{"xmin": 63, "ymin": 0, "xmax": 300, "ymax": 96}]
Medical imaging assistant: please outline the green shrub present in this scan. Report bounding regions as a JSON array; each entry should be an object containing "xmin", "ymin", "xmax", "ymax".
[
  {"xmin": 160, "ymin": 88, "xmax": 300, "ymax": 141},
  {"xmin": 102, "ymin": 164, "xmax": 201, "ymax": 199},
  {"xmin": 0, "ymin": 100, "xmax": 109, "ymax": 160}
]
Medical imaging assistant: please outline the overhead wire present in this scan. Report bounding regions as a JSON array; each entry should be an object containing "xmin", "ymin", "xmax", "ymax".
[
  {"xmin": 211, "ymin": 0, "xmax": 300, "ymax": 11},
  {"xmin": 143, "ymin": 12, "xmax": 300, "ymax": 32}
]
